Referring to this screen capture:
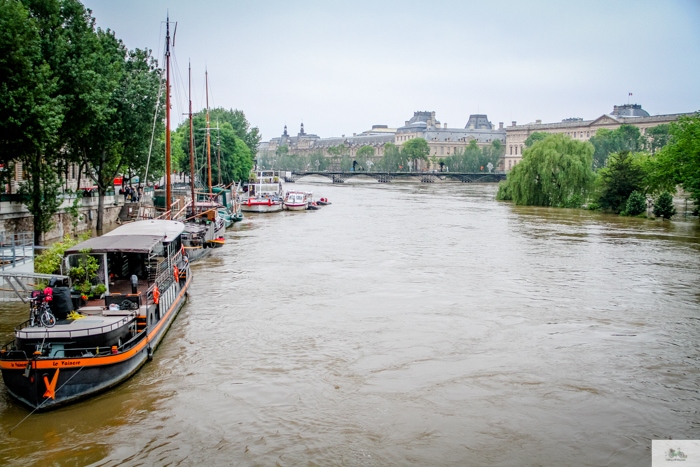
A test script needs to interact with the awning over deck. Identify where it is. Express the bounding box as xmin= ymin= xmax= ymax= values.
xmin=65 ymin=220 xmax=184 ymax=254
